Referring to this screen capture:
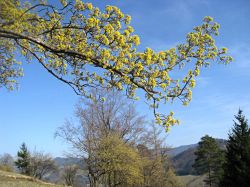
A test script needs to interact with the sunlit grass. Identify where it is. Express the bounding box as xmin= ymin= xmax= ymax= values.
xmin=0 ymin=170 xmax=65 ymax=187
xmin=177 ymin=175 xmax=206 ymax=187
